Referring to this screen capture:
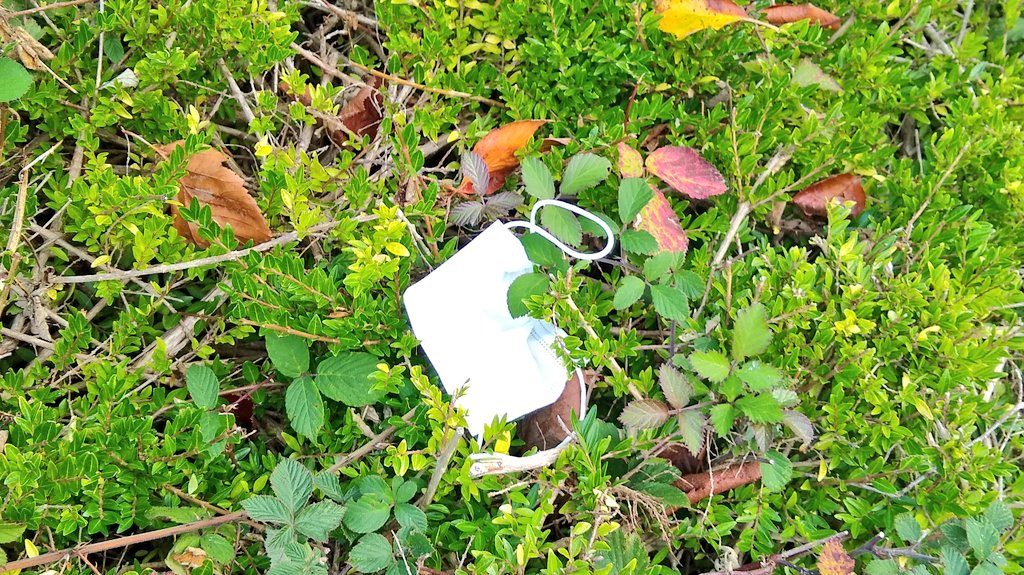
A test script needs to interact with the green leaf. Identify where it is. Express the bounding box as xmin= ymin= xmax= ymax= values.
xmin=689 ymin=350 xmax=730 ymax=382
xmin=294 ymin=501 xmax=346 ymax=542
xmin=0 ymin=59 xmax=32 ymax=102
xmin=521 ymin=232 xmax=565 ymax=269
xmin=864 ymin=559 xmax=898 ymax=575
xmin=201 ymin=533 xmax=235 ymax=564
xmin=314 ymin=472 xmax=346 ymax=502
xmin=266 ymin=334 xmax=310 ymax=378
xmin=355 ymin=475 xmax=391 ymax=498
xmin=265 ymin=526 xmax=297 ymax=564
xmin=271 ymin=458 xmax=314 ymax=514
xmin=316 ymin=352 xmax=383 ymax=407
xmin=0 ymin=522 xmax=26 ymax=544
xmin=540 ymin=204 xmax=583 ymax=247
xmin=782 ymin=409 xmax=815 ymax=445
xmin=677 ymin=410 xmax=705 ymax=456
xmin=241 ymin=495 xmax=292 ymax=524
xmin=620 ymin=229 xmax=659 ymax=255
xmin=349 ymin=533 xmax=393 ymax=573
xmin=735 ymin=361 xmax=783 ymax=391
xmin=618 ymin=178 xmax=653 ymax=224
xmin=643 ymin=252 xmax=676 ymax=282
xmin=394 ymin=503 xmax=428 ymax=531
xmin=736 ymin=393 xmax=783 ymax=423
xmin=942 ymin=522 xmax=970 ymax=552
xmin=650 ymin=283 xmax=689 ymax=323
xmin=618 ymin=400 xmax=670 ymax=429
xmin=344 ymin=495 xmax=392 ymax=534
xmin=521 ymin=157 xmax=555 ymax=200
xmin=267 ymin=560 xmax=306 ymax=575
xmin=895 ymin=513 xmax=922 ymax=542
xmin=966 ymin=517 xmax=999 ymax=560
xmin=613 ymin=276 xmax=646 ymax=310
xmin=942 ymin=547 xmax=970 ymax=575
xmin=984 ymin=501 xmax=1013 ymax=531
xmin=659 ymin=364 xmax=692 ymax=409
xmin=675 ymin=270 xmax=704 ymax=298
xmin=286 ymin=376 xmax=324 ymax=439
xmin=731 ymin=303 xmax=771 ymax=361
xmin=507 ymin=272 xmax=549 ymax=318
xmin=394 ymin=481 xmax=418 ymax=504
xmin=719 ymin=374 xmax=743 ymax=402
xmin=185 ymin=364 xmax=219 ymax=410
xmin=560 ymin=153 xmax=611 ymax=195
xmin=637 ymin=482 xmax=689 ymax=507
xmin=759 ymin=450 xmax=792 ymax=492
